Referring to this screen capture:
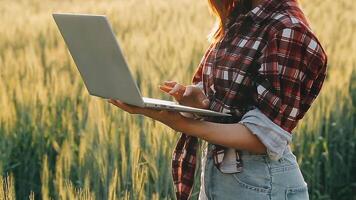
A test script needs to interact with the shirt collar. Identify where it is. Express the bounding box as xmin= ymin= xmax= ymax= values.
xmin=245 ymin=0 xmax=286 ymax=24
xmin=226 ymin=0 xmax=288 ymax=27
xmin=223 ymin=0 xmax=287 ymax=39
